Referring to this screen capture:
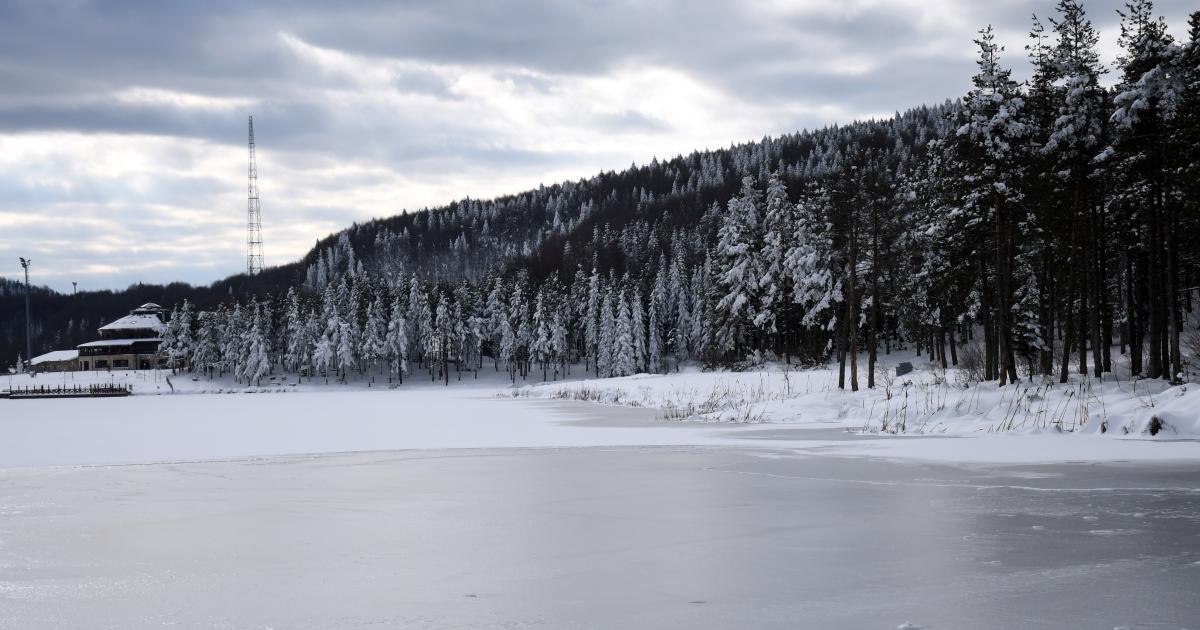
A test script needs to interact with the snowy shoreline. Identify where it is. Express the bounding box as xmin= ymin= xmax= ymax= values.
xmin=2 ymin=365 xmax=1199 ymax=469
